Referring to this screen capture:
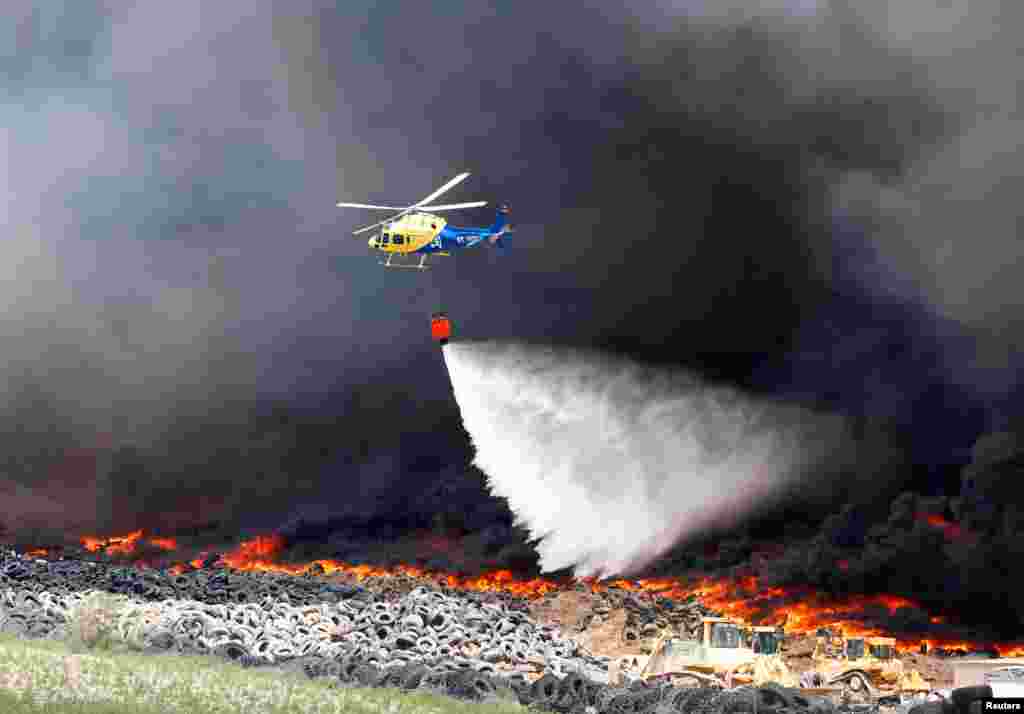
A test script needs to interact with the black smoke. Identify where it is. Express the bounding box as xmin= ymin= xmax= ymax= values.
xmin=3 ymin=1 xmax=1023 ymax=644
